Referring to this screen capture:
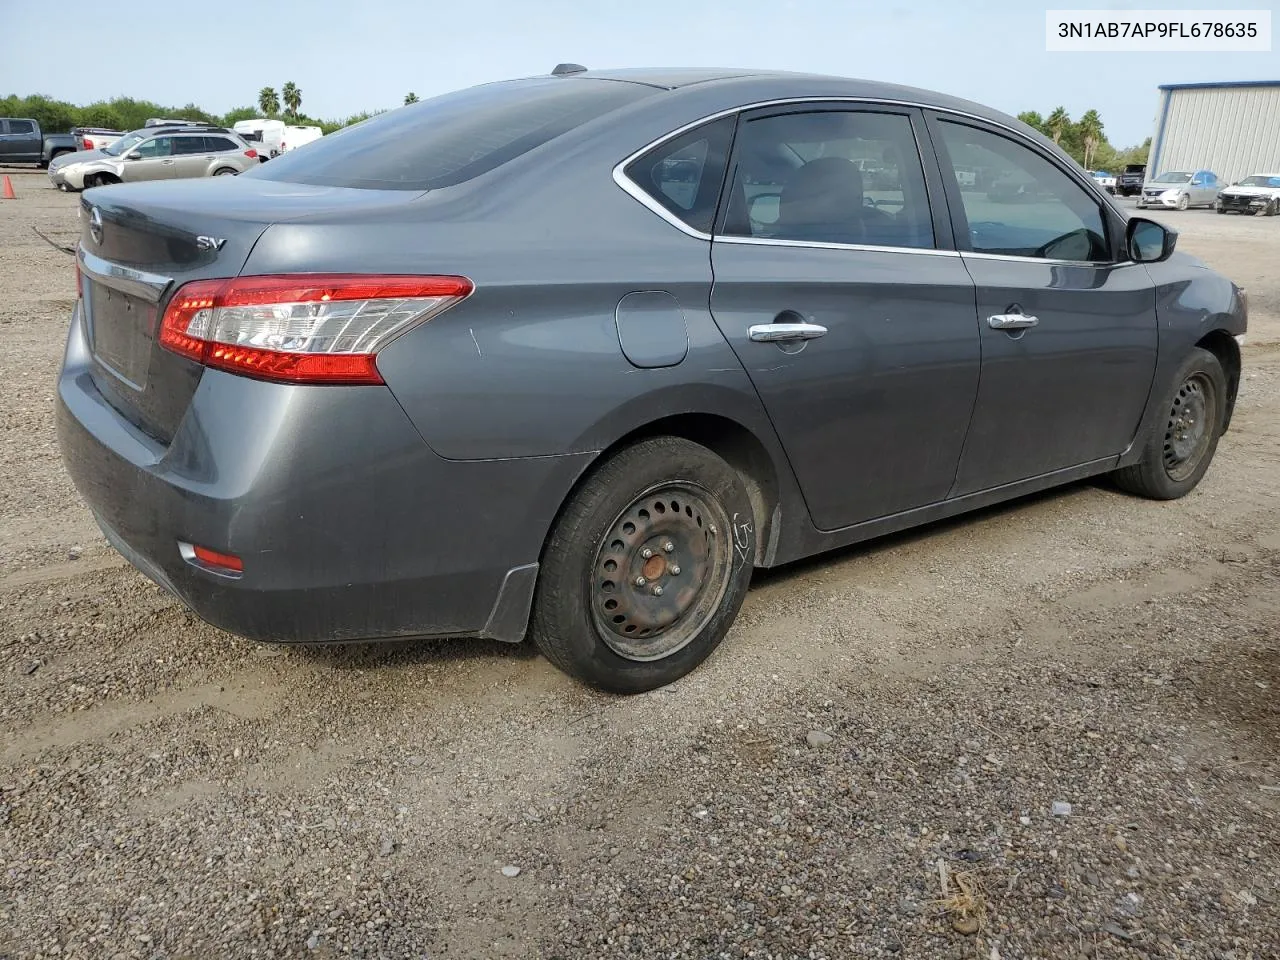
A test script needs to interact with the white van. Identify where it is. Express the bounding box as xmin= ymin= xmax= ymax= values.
xmin=232 ymin=119 xmax=286 ymax=159
xmin=283 ymin=125 xmax=323 ymax=153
